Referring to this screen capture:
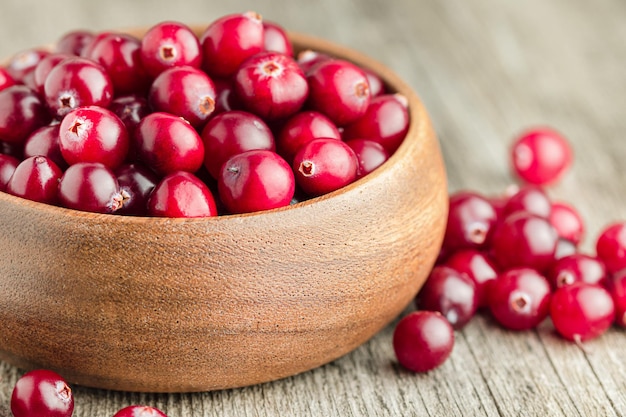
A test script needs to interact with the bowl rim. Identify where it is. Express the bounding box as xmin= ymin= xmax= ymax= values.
xmin=0 ymin=29 xmax=426 ymax=224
